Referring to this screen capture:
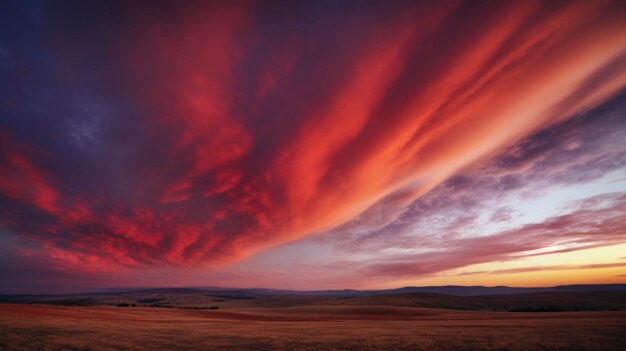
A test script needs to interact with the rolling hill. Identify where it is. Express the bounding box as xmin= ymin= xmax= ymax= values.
xmin=2 ymin=284 xmax=625 ymax=312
